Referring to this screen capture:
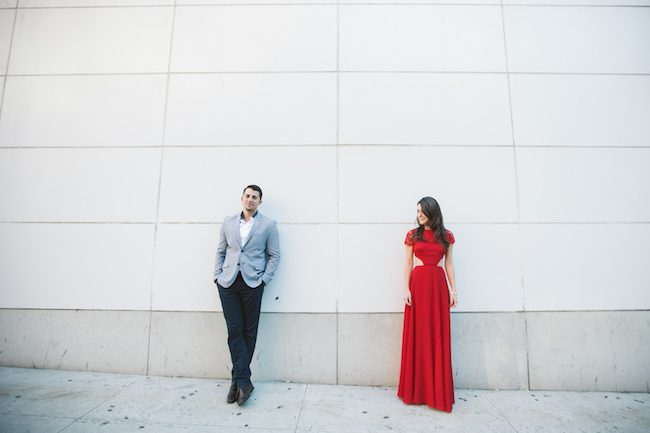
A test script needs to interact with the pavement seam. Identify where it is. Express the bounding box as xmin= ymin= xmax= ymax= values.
xmin=293 ymin=383 xmax=310 ymax=433
xmin=479 ymin=390 xmax=519 ymax=433
xmin=55 ymin=374 xmax=145 ymax=432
